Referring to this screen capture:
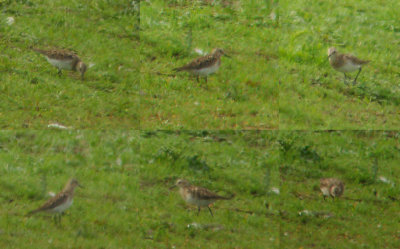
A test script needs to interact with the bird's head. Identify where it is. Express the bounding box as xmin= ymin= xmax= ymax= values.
xmin=212 ymin=48 xmax=230 ymax=58
xmin=67 ymin=178 xmax=83 ymax=190
xmin=175 ymin=179 xmax=190 ymax=188
xmin=328 ymin=47 xmax=337 ymax=58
